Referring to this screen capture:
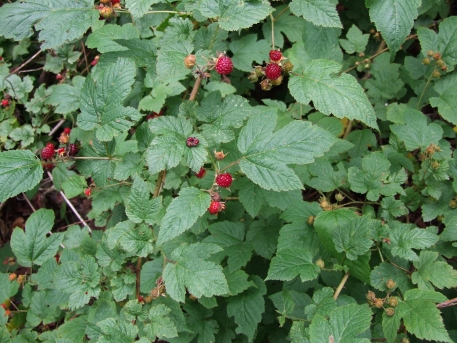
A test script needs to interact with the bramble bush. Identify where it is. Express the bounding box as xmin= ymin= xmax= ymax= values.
xmin=0 ymin=0 xmax=457 ymax=342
